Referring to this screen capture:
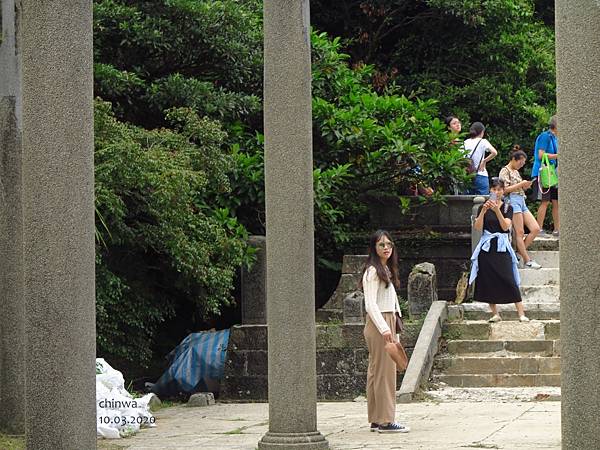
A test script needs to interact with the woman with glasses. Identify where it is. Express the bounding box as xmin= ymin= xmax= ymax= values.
xmin=361 ymin=230 xmax=410 ymax=434
xmin=470 ymin=178 xmax=528 ymax=322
